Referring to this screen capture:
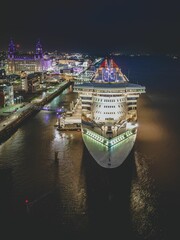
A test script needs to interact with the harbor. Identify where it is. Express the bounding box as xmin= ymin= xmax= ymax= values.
xmin=0 ymin=0 xmax=179 ymax=238
xmin=0 ymin=55 xmax=180 ymax=240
